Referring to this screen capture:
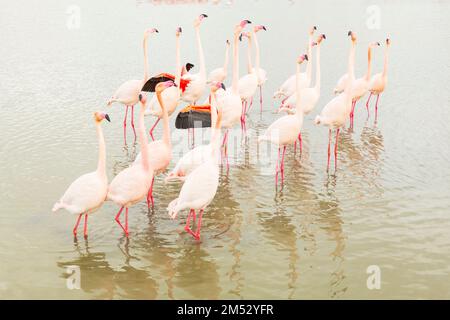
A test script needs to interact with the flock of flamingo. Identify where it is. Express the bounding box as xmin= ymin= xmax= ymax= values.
xmin=52 ymin=14 xmax=391 ymax=241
